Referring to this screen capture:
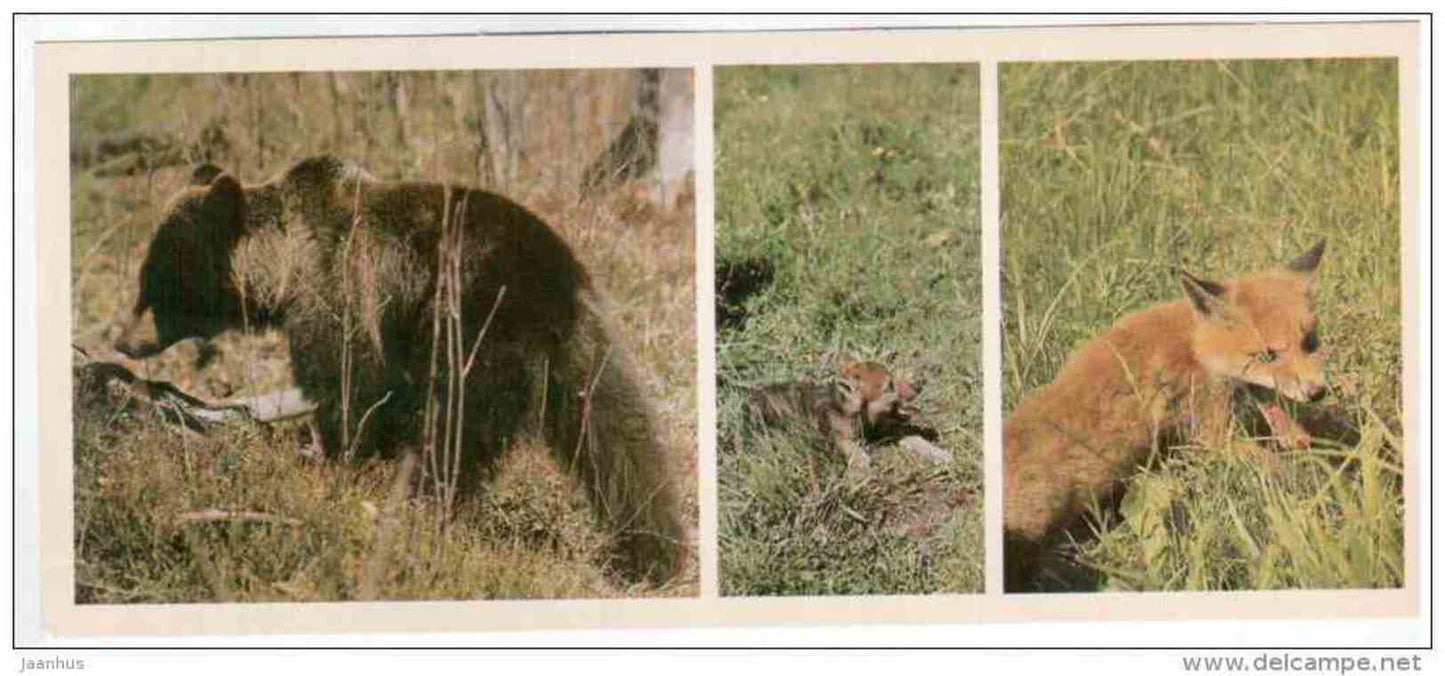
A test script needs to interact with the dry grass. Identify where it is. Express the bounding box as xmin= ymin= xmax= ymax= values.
xmin=71 ymin=70 xmax=697 ymax=602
